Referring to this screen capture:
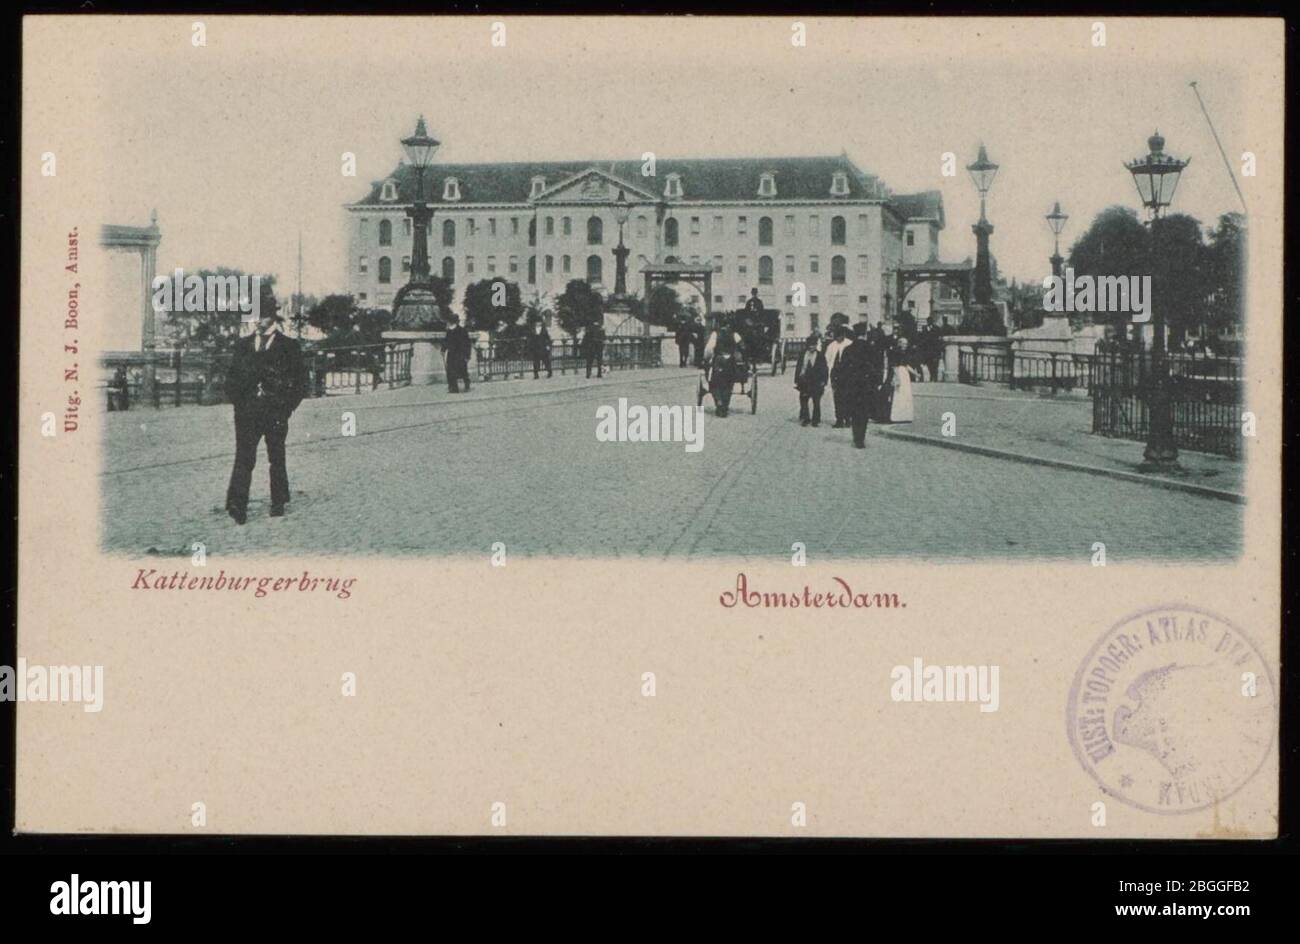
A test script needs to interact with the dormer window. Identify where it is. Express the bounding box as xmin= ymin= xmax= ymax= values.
xmin=664 ymin=173 xmax=683 ymax=199
xmin=830 ymin=171 xmax=849 ymax=196
xmin=380 ymin=180 xmax=398 ymax=201
xmin=530 ymin=176 xmax=546 ymax=199
xmin=758 ymin=172 xmax=777 ymax=197
xmin=443 ymin=177 xmax=461 ymax=201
